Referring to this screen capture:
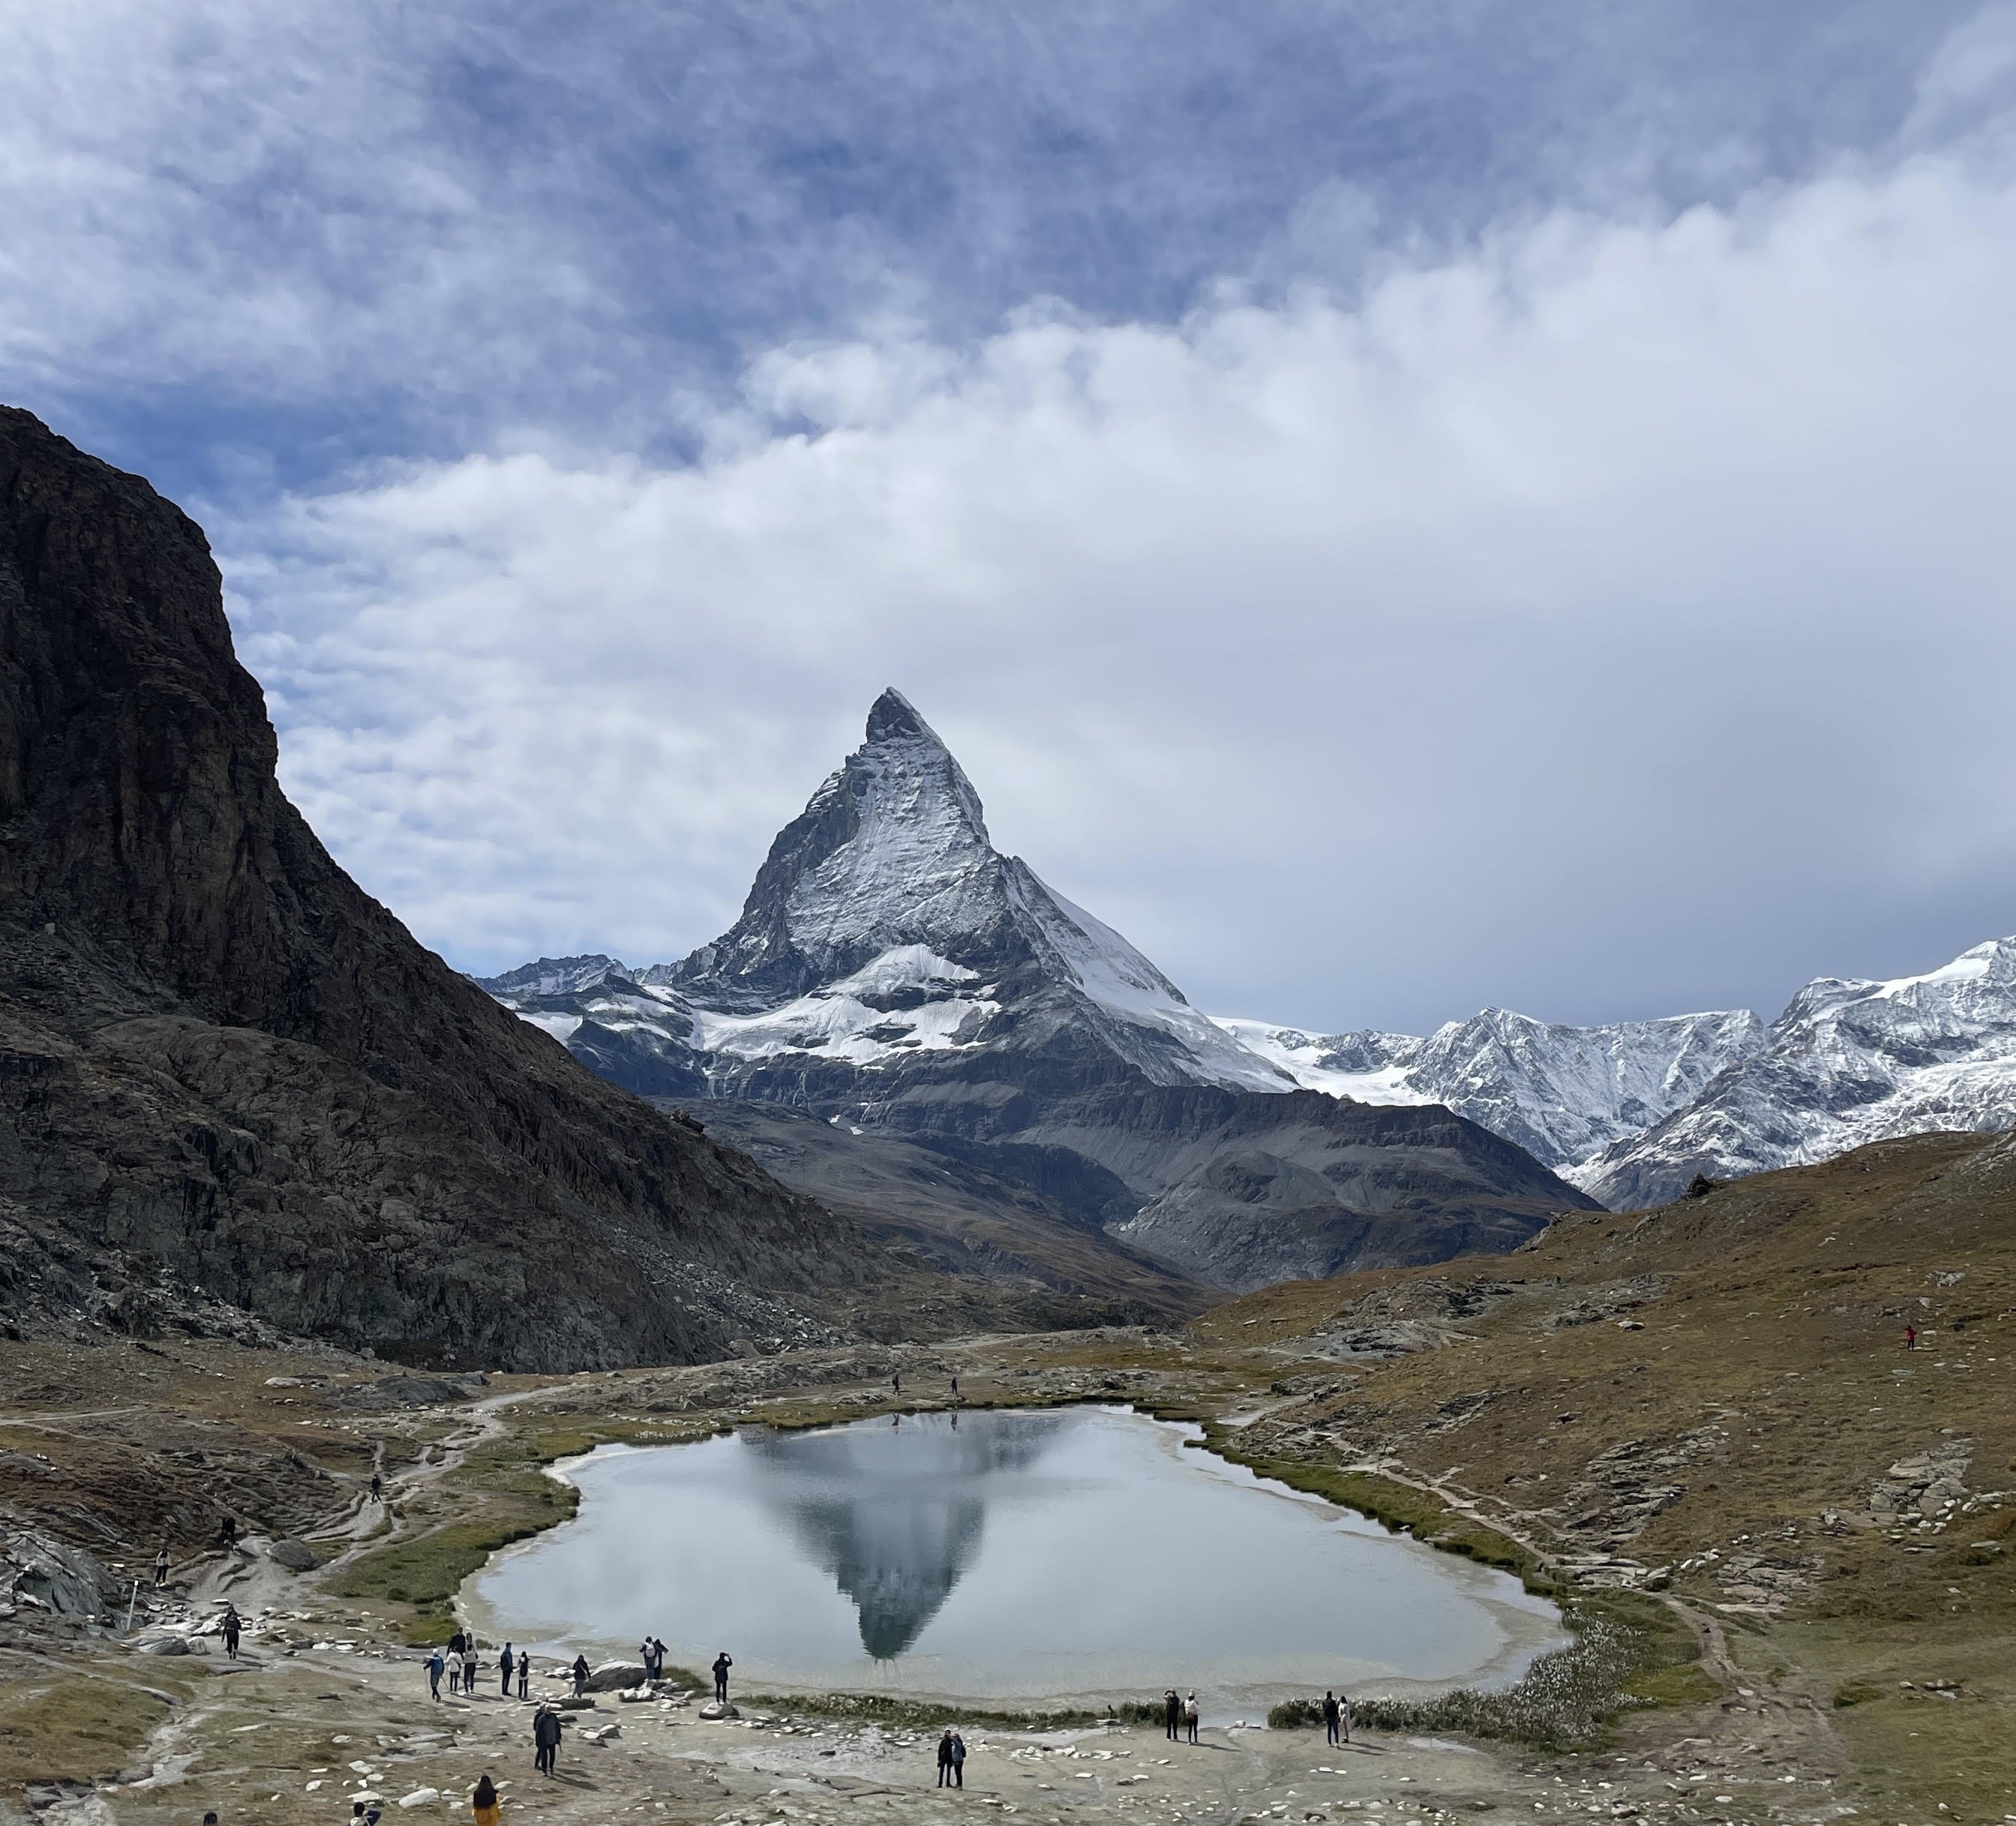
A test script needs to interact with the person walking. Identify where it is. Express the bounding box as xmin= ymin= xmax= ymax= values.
xmin=950 ymin=1730 xmax=967 ymax=1788
xmin=1184 ymin=1692 xmax=1199 ymax=1745
xmin=1905 ymin=1323 xmax=1918 ymax=1350
xmin=427 ymin=1649 xmax=446 ymax=1701
xmin=500 ymin=1644 xmax=514 ymax=1696
xmin=448 ymin=1648 xmax=465 ymax=1696
xmin=639 ymin=1635 xmax=656 ymax=1682
xmin=936 ymin=1730 xmax=955 ymax=1788
xmin=470 ymin=1773 xmax=502 ymax=1826
xmin=370 ymin=1473 xmax=383 ymax=1502
xmin=950 ymin=1374 xmax=960 ymax=1401
xmin=892 ymin=1371 xmax=902 ymax=1398
xmin=153 ymin=1545 xmax=170 ymax=1588
xmin=571 ymin=1653 xmax=590 ymax=1699
xmin=1322 ymin=1690 xmax=1340 ymax=1746
xmin=1162 ymin=1689 xmax=1180 ymax=1740
xmin=517 ymin=1651 xmax=530 ymax=1701
xmin=712 ymin=1650 xmax=733 ymax=1704
xmin=221 ymin=1604 xmax=242 ymax=1659
xmin=466 ymin=1647 xmax=484 ymax=1694
xmin=532 ymin=1704 xmax=562 ymax=1776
